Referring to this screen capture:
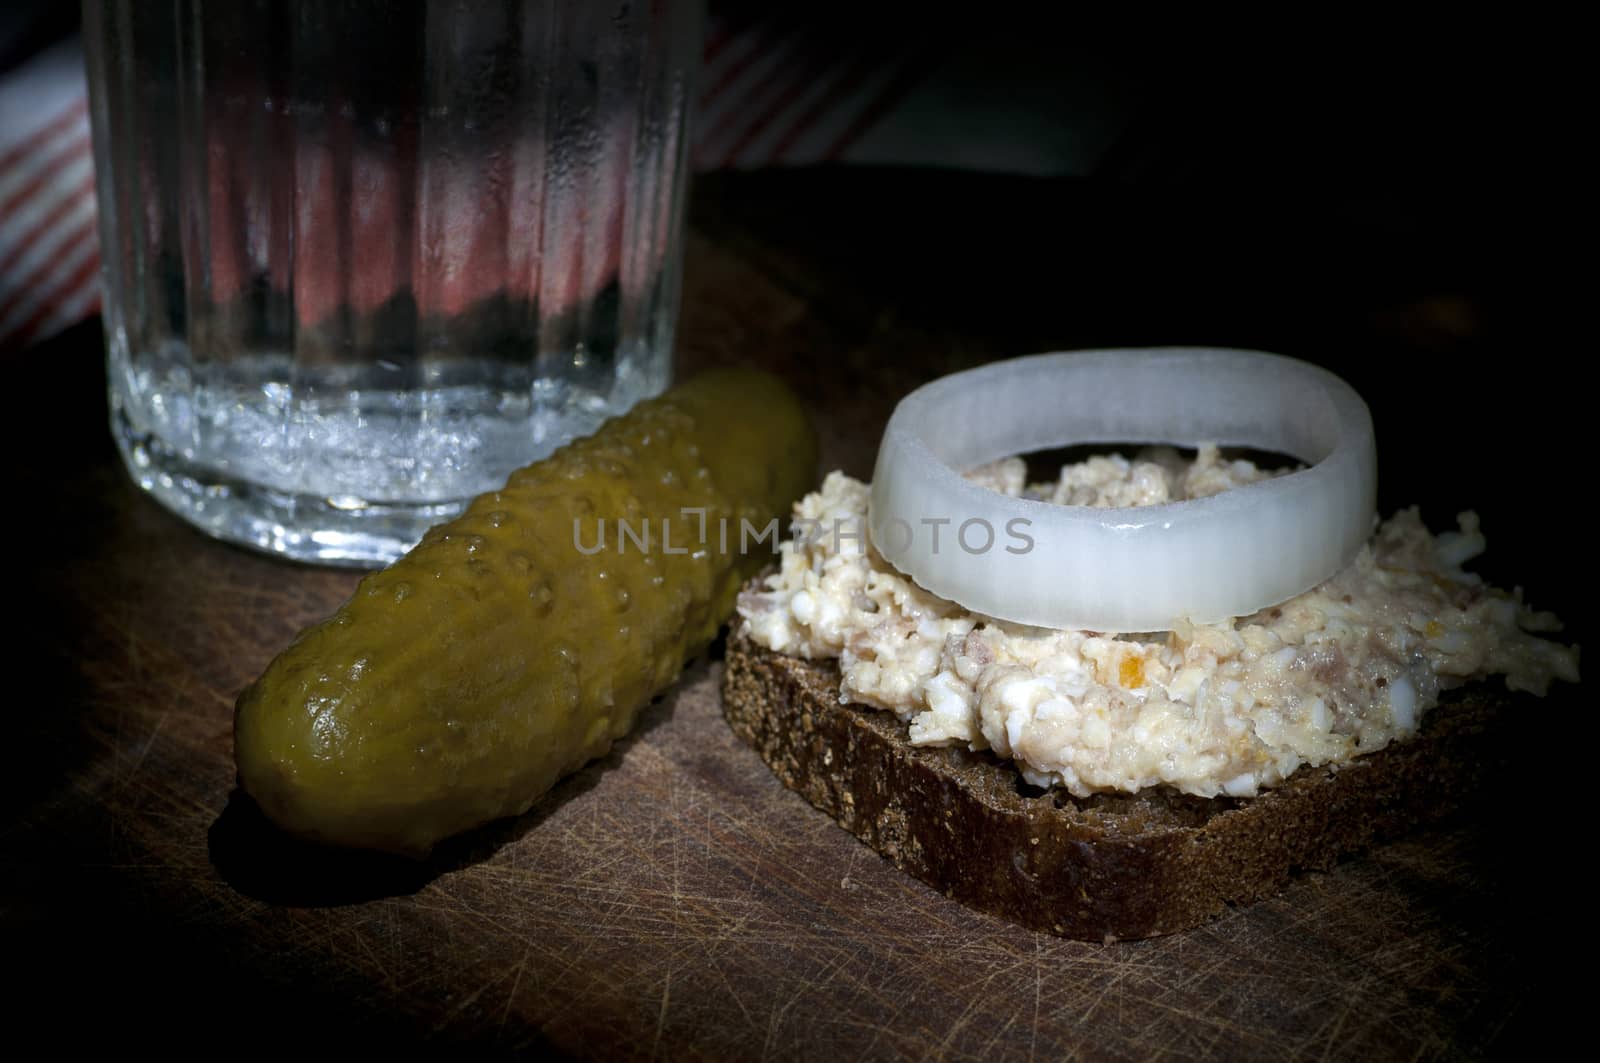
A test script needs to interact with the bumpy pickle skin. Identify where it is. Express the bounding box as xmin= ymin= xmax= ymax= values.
xmin=234 ymin=368 xmax=817 ymax=855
